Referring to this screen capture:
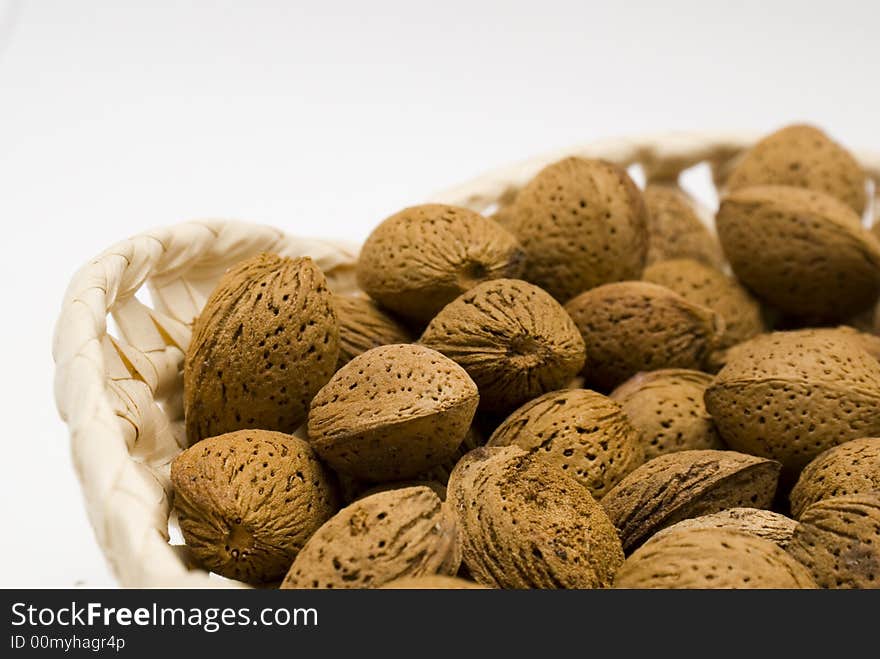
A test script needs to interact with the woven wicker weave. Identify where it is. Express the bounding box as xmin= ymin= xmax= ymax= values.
xmin=52 ymin=132 xmax=880 ymax=587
